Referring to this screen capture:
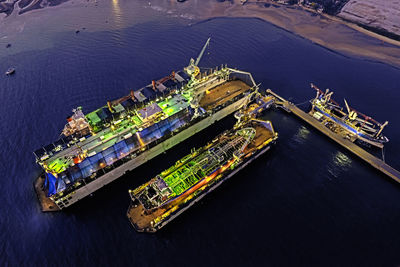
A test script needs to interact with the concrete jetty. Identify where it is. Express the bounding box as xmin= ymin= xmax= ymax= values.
xmin=266 ymin=89 xmax=400 ymax=184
